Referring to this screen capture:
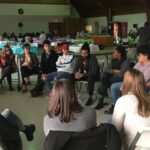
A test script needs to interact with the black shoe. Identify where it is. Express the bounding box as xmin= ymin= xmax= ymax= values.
xmin=9 ymin=85 xmax=14 ymax=91
xmin=24 ymin=124 xmax=36 ymax=141
xmin=104 ymin=105 xmax=114 ymax=114
xmin=95 ymin=97 xmax=104 ymax=109
xmin=31 ymin=91 xmax=42 ymax=97
xmin=0 ymin=79 xmax=2 ymax=84
xmin=85 ymin=97 xmax=94 ymax=106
